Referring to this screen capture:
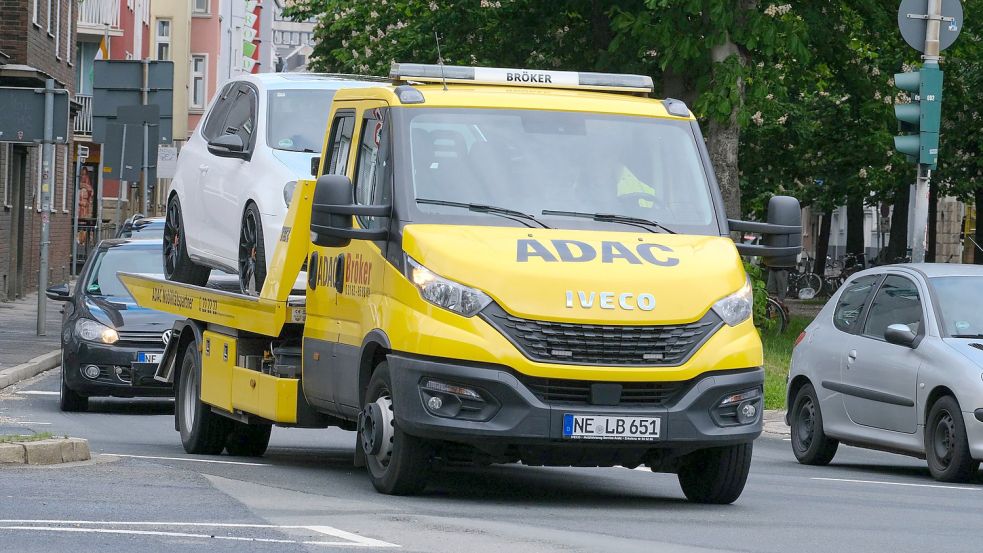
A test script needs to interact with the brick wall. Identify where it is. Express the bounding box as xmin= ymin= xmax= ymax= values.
xmin=0 ymin=0 xmax=77 ymax=301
